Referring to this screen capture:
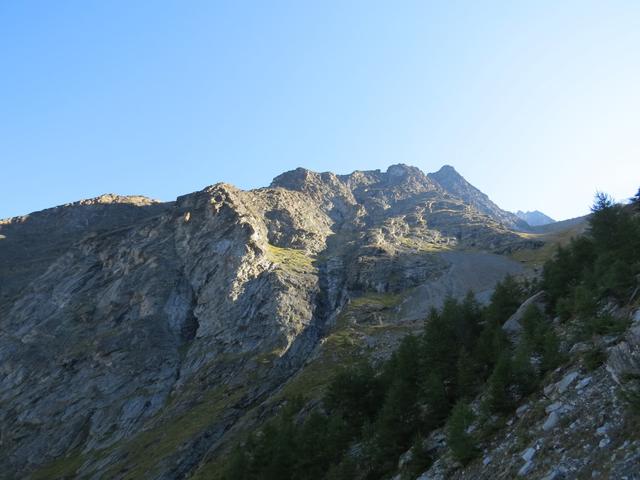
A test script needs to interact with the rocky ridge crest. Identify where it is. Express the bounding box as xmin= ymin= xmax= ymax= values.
xmin=1 ymin=164 xmax=541 ymax=479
